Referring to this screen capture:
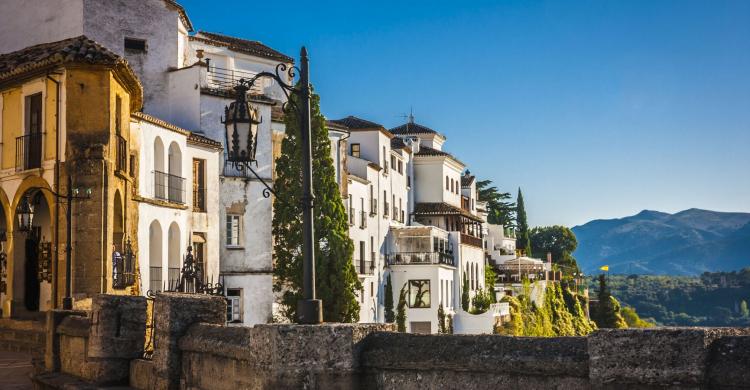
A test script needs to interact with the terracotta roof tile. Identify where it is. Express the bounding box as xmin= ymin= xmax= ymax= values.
xmin=329 ymin=115 xmax=383 ymax=129
xmin=187 ymin=132 xmax=223 ymax=149
xmin=192 ymin=31 xmax=292 ymax=63
xmin=390 ymin=122 xmax=439 ymax=135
